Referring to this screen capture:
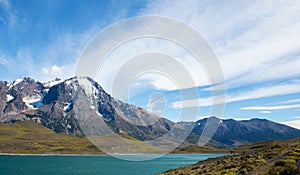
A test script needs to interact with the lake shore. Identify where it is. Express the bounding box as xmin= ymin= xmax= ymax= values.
xmin=0 ymin=151 xmax=229 ymax=156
